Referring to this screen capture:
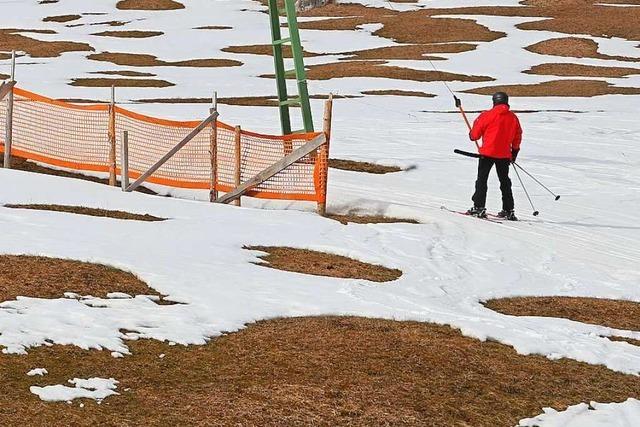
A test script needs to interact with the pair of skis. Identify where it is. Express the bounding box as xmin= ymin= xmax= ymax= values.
xmin=440 ymin=206 xmax=509 ymax=224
